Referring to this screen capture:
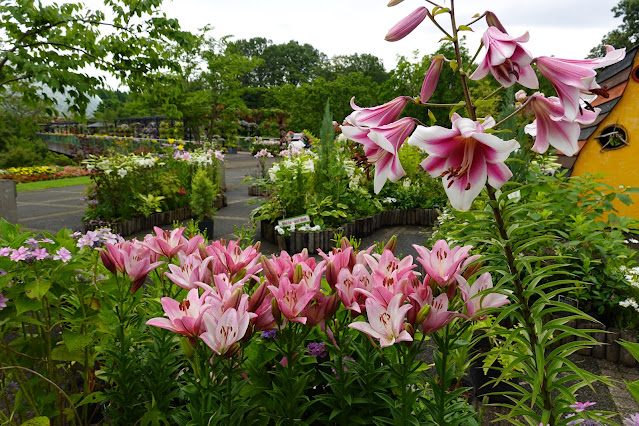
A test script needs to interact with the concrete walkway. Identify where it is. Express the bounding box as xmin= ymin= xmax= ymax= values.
xmin=15 ymin=152 xmax=432 ymax=257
